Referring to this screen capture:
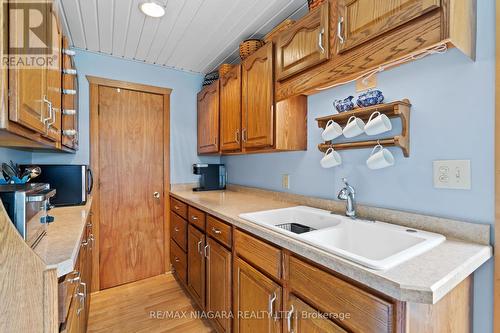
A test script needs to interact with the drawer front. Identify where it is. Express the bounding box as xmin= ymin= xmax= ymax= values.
xmin=234 ymin=229 xmax=281 ymax=279
xmin=170 ymin=240 xmax=187 ymax=284
xmin=58 ymin=270 xmax=80 ymax=323
xmin=289 ymin=256 xmax=396 ymax=333
xmin=170 ymin=212 xmax=187 ymax=251
xmin=207 ymin=215 xmax=232 ymax=248
xmin=171 ymin=197 xmax=188 ymax=219
xmin=188 ymin=206 xmax=206 ymax=231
